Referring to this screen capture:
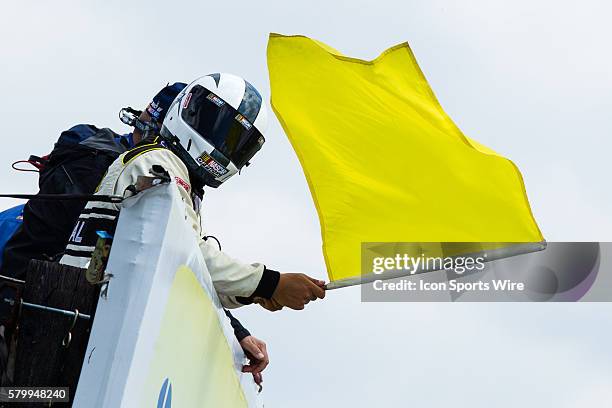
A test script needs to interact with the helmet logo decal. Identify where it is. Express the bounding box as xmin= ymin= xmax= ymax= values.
xmin=235 ymin=113 xmax=253 ymax=130
xmin=206 ymin=92 xmax=225 ymax=107
xmin=196 ymin=151 xmax=229 ymax=178
xmin=182 ymin=92 xmax=192 ymax=109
